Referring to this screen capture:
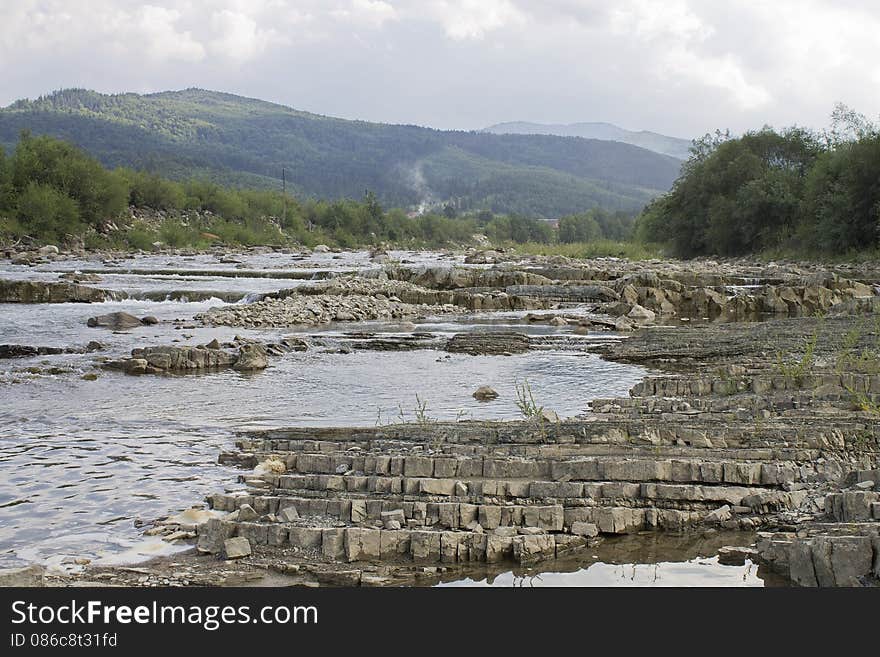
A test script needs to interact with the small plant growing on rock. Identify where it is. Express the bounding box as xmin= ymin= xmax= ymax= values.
xmin=845 ymin=385 xmax=880 ymax=416
xmin=375 ymin=405 xmax=384 ymax=427
xmin=776 ymin=321 xmax=821 ymax=387
xmin=715 ymin=368 xmax=739 ymax=396
xmin=835 ymin=318 xmax=880 ymax=375
xmin=515 ymin=378 xmax=543 ymax=419
xmin=396 ymin=395 xmax=436 ymax=427
xmin=515 ymin=378 xmax=549 ymax=439
xmin=413 ymin=394 xmax=432 ymax=427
